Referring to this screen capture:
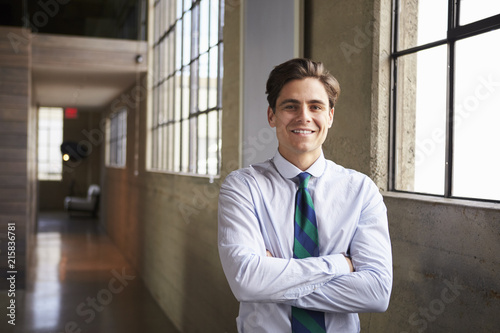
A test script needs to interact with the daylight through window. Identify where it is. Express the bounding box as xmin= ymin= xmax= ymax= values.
xmin=38 ymin=107 xmax=63 ymax=181
xmin=106 ymin=108 xmax=128 ymax=168
xmin=390 ymin=0 xmax=500 ymax=202
xmin=149 ymin=0 xmax=224 ymax=176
